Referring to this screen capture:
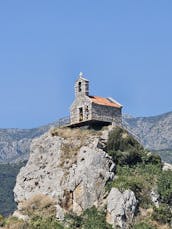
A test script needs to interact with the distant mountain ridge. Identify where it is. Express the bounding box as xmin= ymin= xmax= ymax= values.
xmin=124 ymin=111 xmax=172 ymax=150
xmin=0 ymin=111 xmax=171 ymax=163
xmin=0 ymin=126 xmax=52 ymax=163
